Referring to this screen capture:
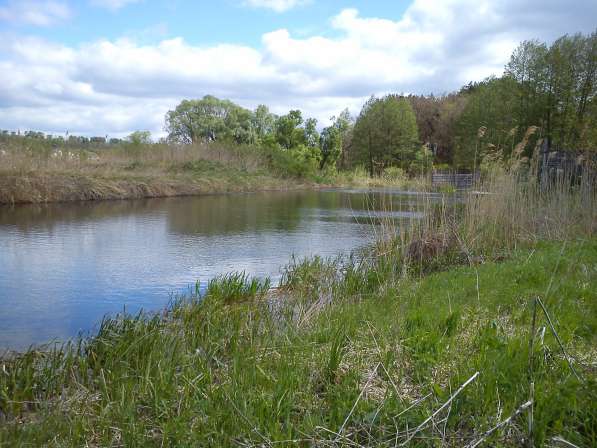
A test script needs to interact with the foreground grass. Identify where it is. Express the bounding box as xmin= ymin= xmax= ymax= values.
xmin=1 ymin=239 xmax=595 ymax=446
